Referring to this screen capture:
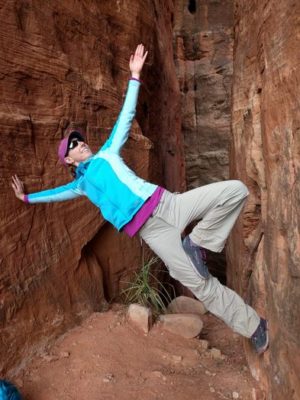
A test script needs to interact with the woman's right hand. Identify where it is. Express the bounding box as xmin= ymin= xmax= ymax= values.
xmin=11 ymin=175 xmax=26 ymax=201
xmin=129 ymin=44 xmax=148 ymax=80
